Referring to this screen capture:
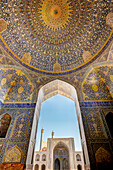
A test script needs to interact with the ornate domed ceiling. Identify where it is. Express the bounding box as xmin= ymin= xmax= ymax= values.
xmin=0 ymin=0 xmax=113 ymax=75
